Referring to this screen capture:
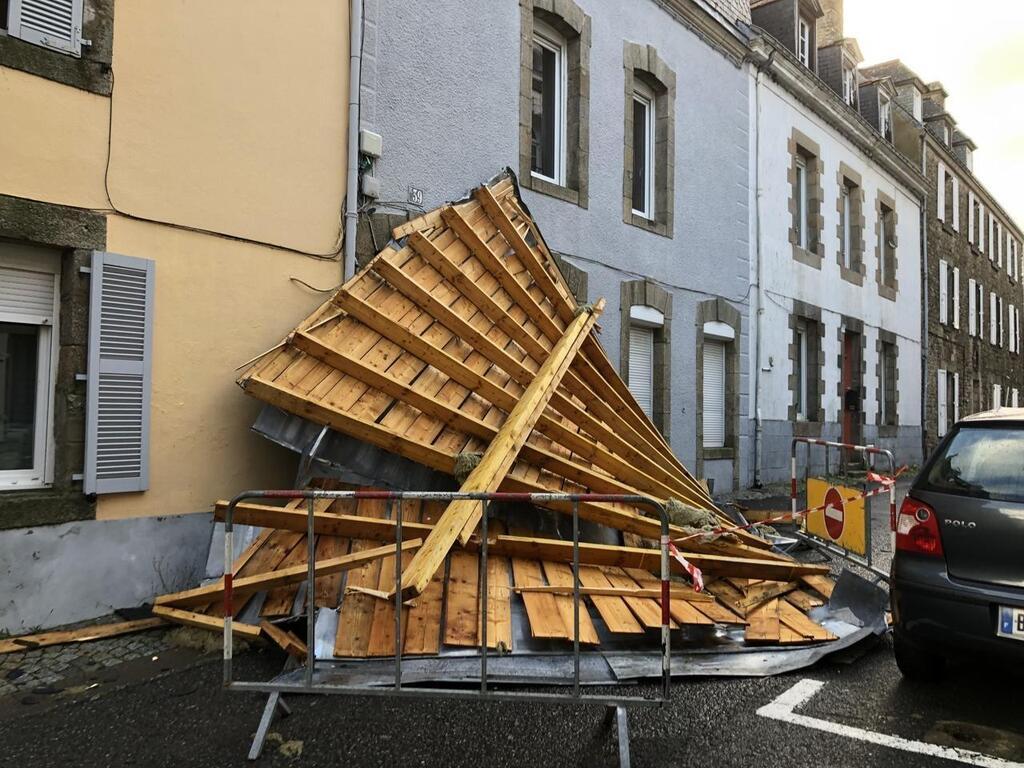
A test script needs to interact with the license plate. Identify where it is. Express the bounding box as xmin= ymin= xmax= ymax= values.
xmin=997 ymin=606 xmax=1024 ymax=641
